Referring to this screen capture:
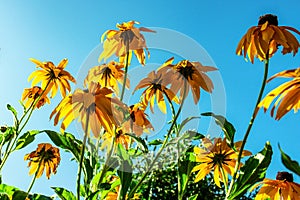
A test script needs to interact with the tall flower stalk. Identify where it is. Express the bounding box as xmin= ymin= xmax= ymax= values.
xmin=227 ymin=57 xmax=269 ymax=197
xmin=226 ymin=14 xmax=300 ymax=198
